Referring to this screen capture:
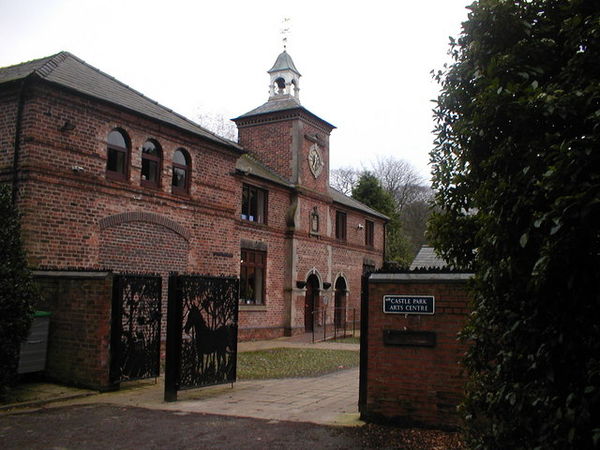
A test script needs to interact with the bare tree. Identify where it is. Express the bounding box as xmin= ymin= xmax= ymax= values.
xmin=195 ymin=111 xmax=238 ymax=142
xmin=398 ymin=186 xmax=434 ymax=255
xmin=329 ymin=166 xmax=360 ymax=195
xmin=370 ymin=156 xmax=425 ymax=212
